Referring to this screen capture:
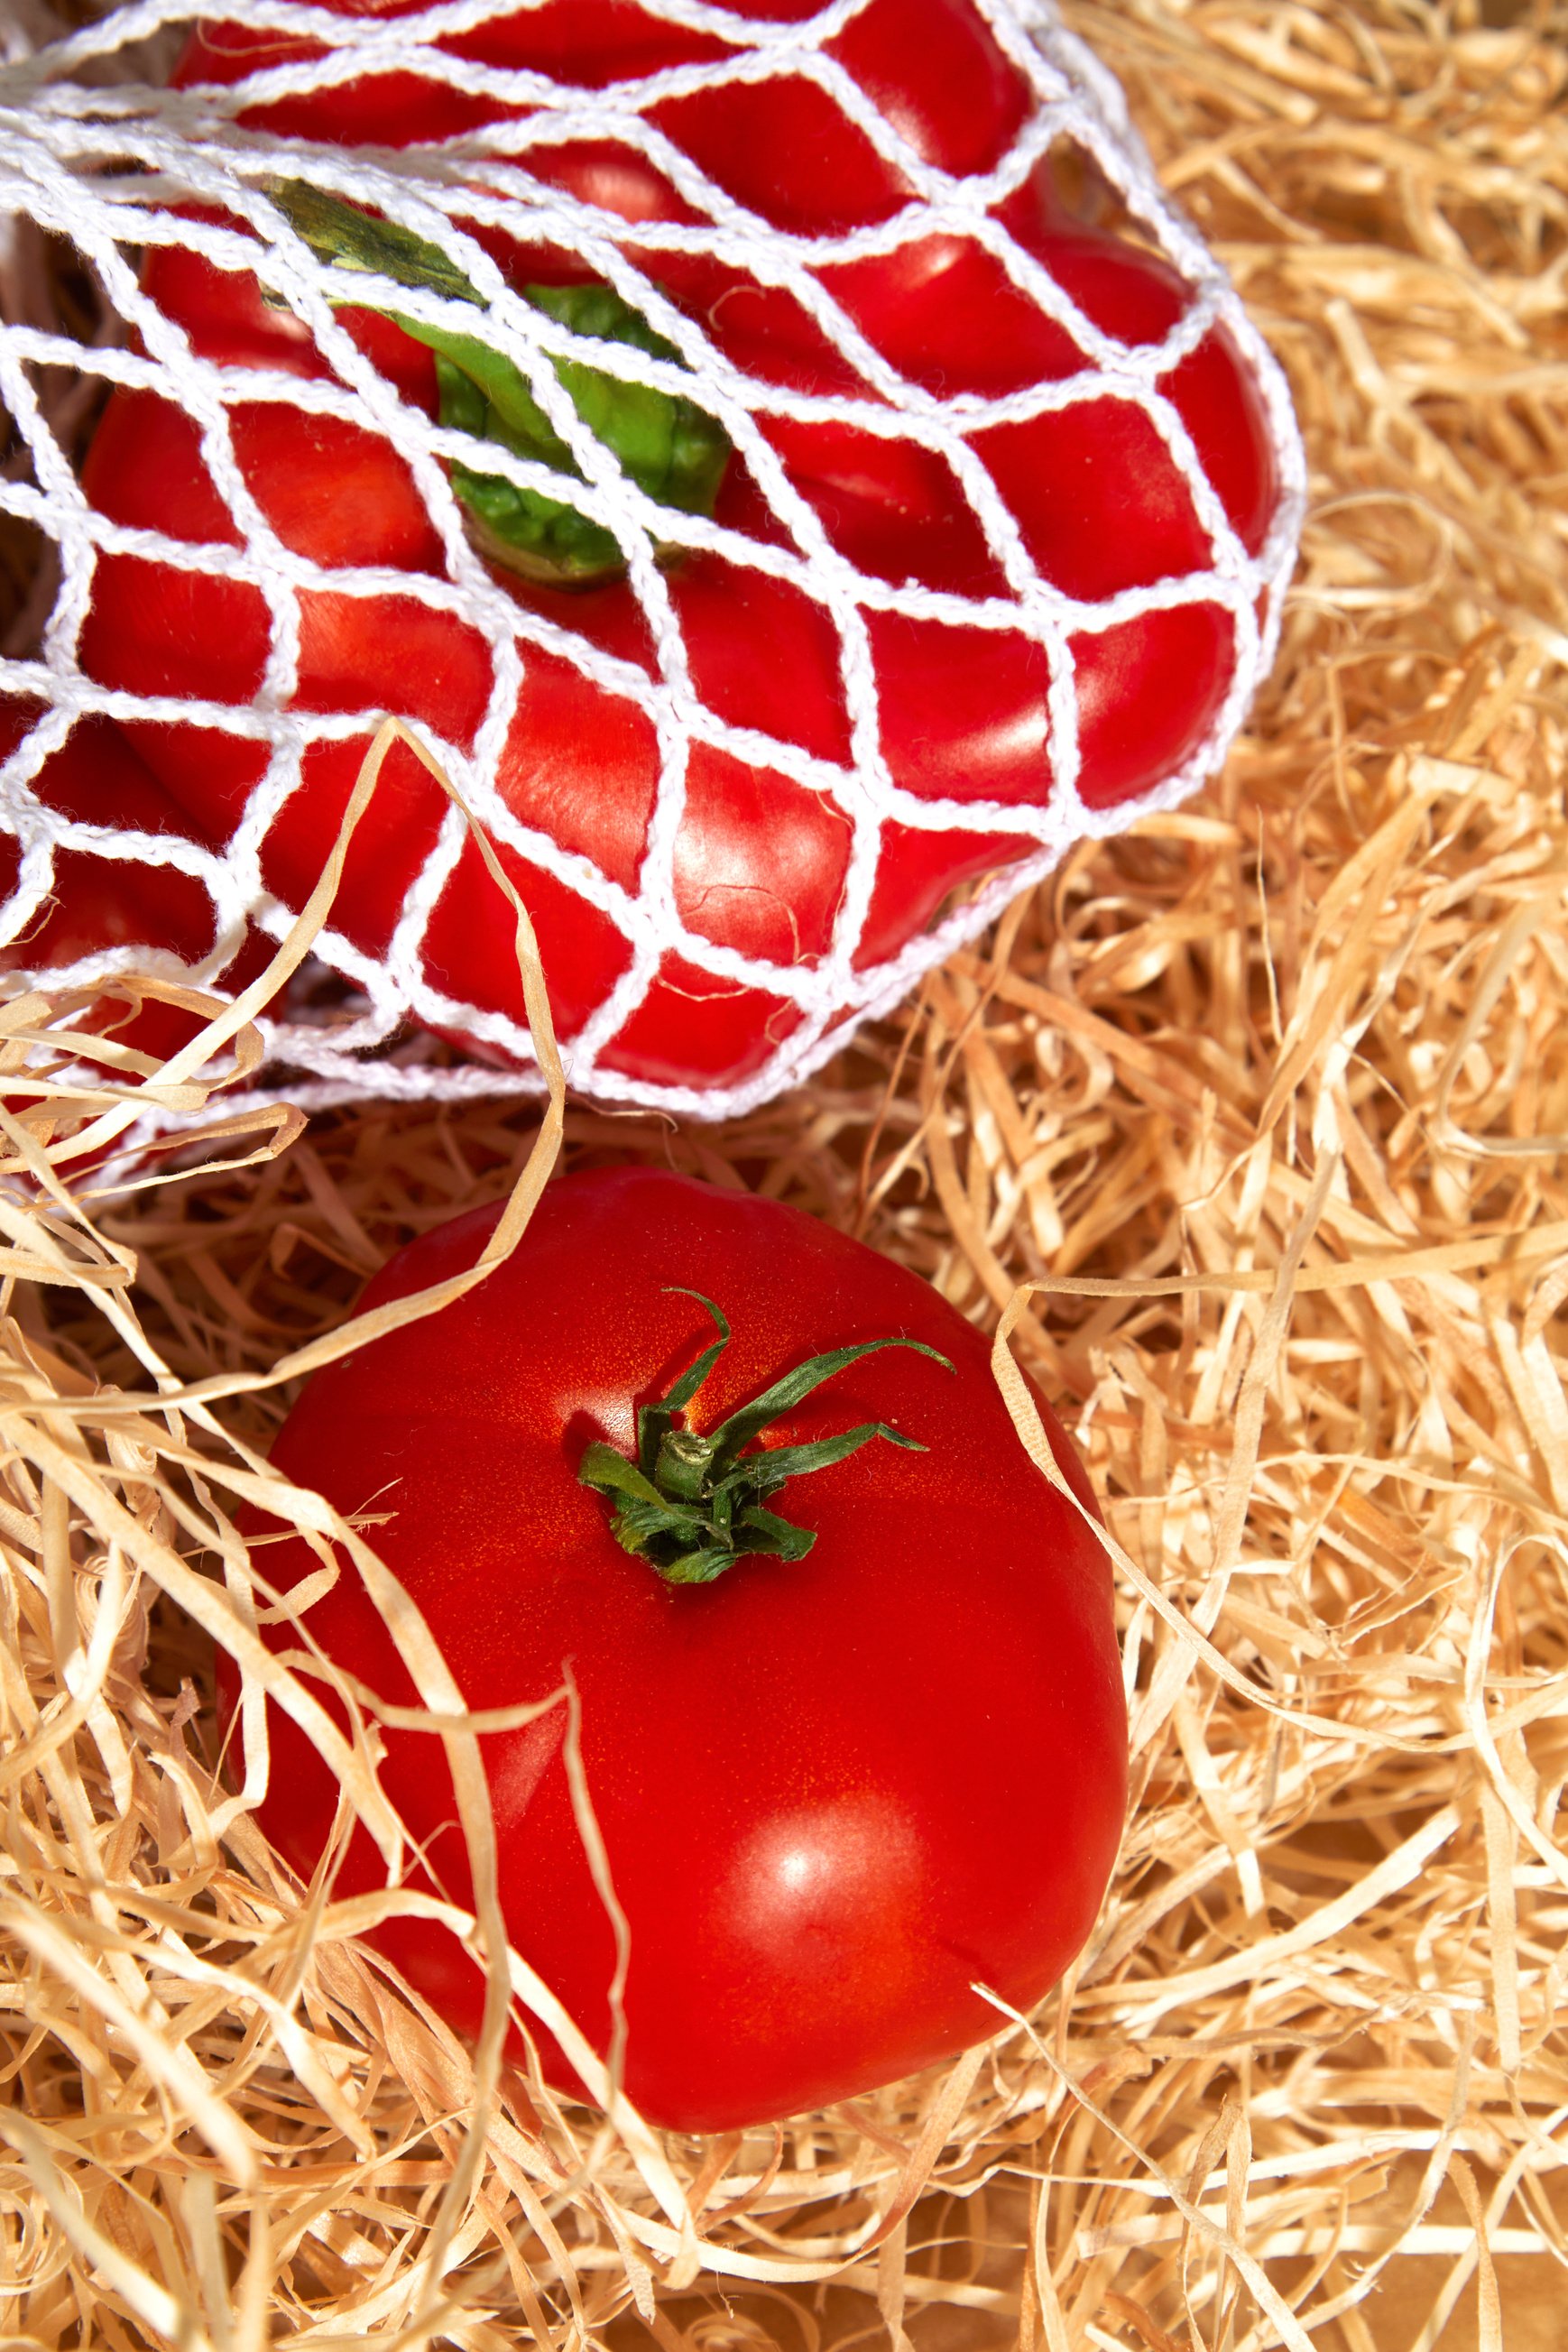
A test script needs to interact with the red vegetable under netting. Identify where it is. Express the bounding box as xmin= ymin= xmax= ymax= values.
xmin=0 ymin=0 xmax=1303 ymax=1119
